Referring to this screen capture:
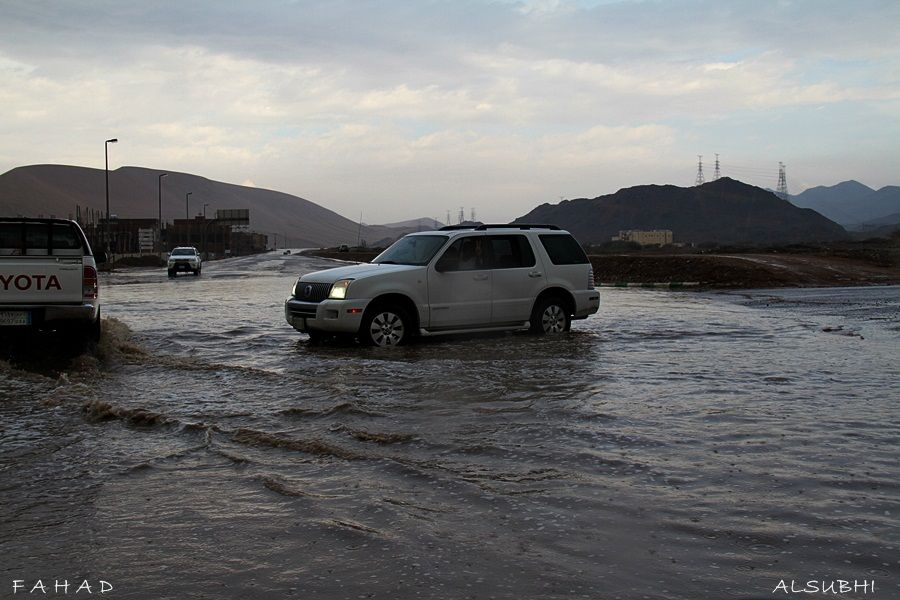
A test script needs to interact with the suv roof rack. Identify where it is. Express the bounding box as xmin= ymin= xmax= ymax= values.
xmin=438 ymin=223 xmax=561 ymax=231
